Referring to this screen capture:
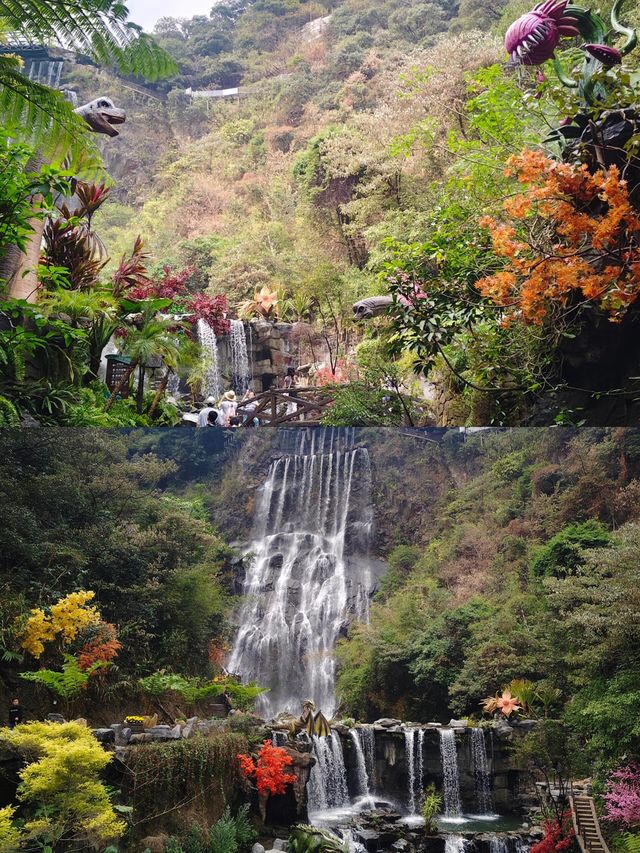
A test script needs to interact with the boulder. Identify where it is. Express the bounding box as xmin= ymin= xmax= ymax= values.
xmin=374 ymin=718 xmax=402 ymax=728
xmin=448 ymin=719 xmax=469 ymax=728
xmin=129 ymin=732 xmax=153 ymax=744
xmin=114 ymin=726 xmax=131 ymax=747
xmin=46 ymin=713 xmax=65 ymax=723
xmin=251 ymin=845 xmax=266 ymax=853
xmin=148 ymin=725 xmax=173 ymax=739
xmin=273 ymin=841 xmax=287 ymax=851
xmin=93 ymin=728 xmax=115 ymax=744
